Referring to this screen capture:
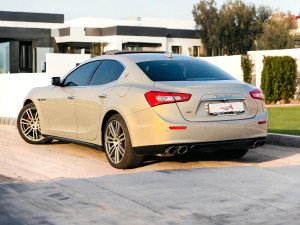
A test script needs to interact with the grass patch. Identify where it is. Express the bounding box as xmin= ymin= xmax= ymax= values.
xmin=267 ymin=106 xmax=300 ymax=136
